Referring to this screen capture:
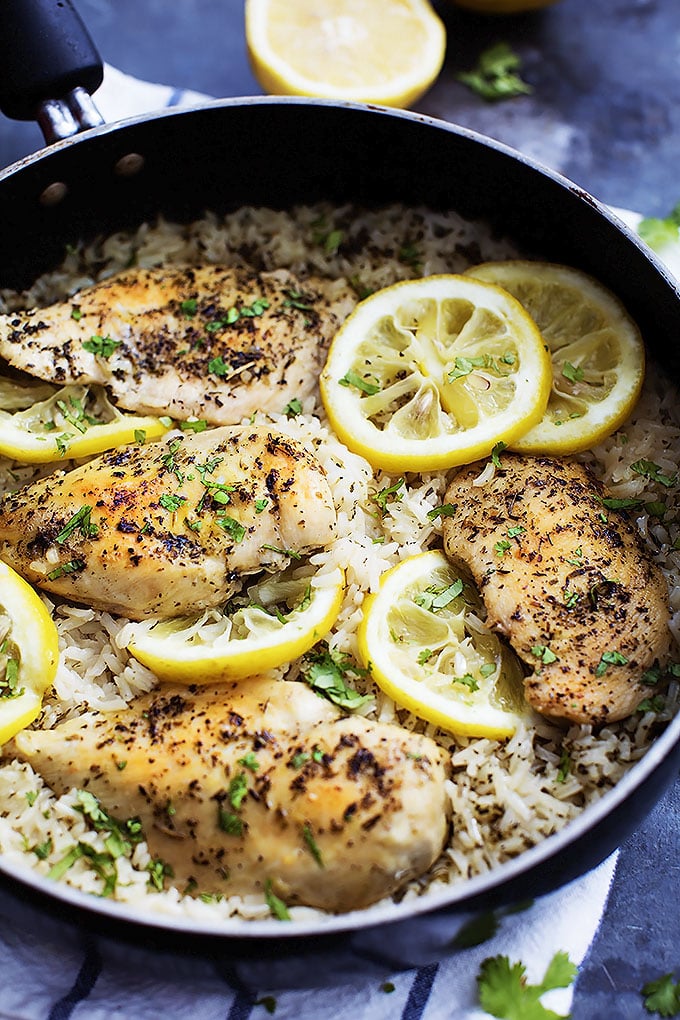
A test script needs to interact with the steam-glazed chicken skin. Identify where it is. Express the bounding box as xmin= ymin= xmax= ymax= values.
xmin=0 ymin=426 xmax=336 ymax=619
xmin=0 ymin=265 xmax=355 ymax=423
xmin=442 ymin=455 xmax=671 ymax=725
xmin=11 ymin=678 xmax=450 ymax=912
